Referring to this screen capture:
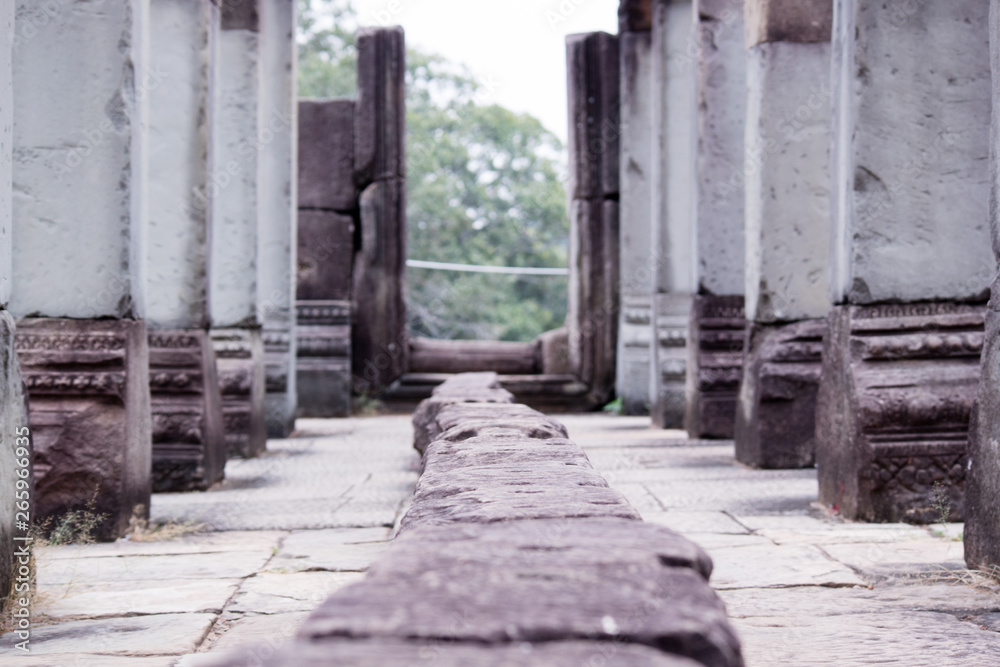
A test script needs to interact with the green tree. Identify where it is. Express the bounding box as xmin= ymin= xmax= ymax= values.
xmin=298 ymin=0 xmax=569 ymax=341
